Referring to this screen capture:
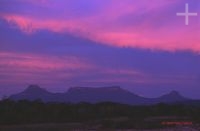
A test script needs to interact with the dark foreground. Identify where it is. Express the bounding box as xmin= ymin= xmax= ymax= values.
xmin=0 ymin=124 xmax=199 ymax=131
xmin=0 ymin=100 xmax=200 ymax=130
